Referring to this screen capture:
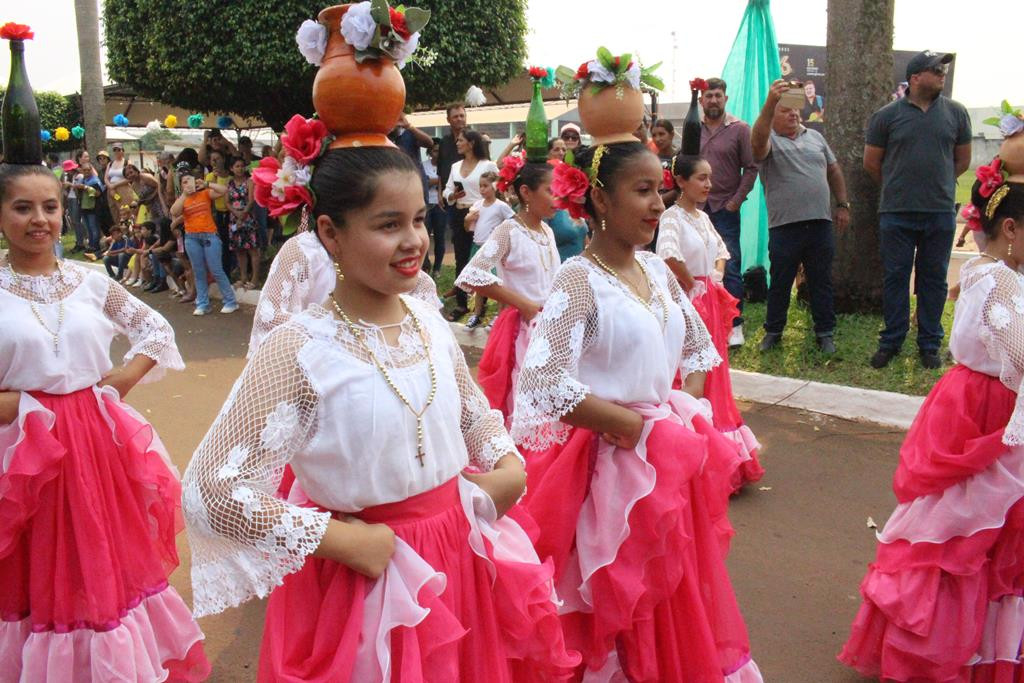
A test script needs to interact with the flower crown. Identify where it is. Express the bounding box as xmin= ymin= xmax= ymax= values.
xmin=554 ymin=47 xmax=664 ymax=100
xmin=962 ymin=157 xmax=1012 ymax=232
xmin=295 ymin=0 xmax=430 ymax=69
xmin=252 ymin=115 xmax=332 ymax=228
xmin=550 ymin=145 xmax=614 ymax=220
